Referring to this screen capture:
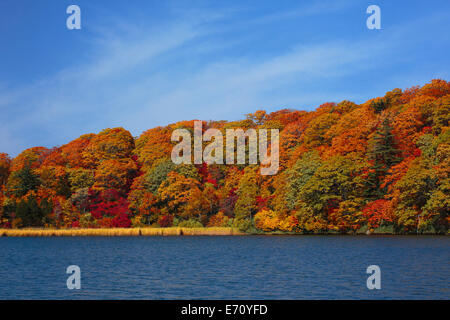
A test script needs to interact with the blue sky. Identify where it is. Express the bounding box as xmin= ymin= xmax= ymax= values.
xmin=0 ymin=0 xmax=449 ymax=156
